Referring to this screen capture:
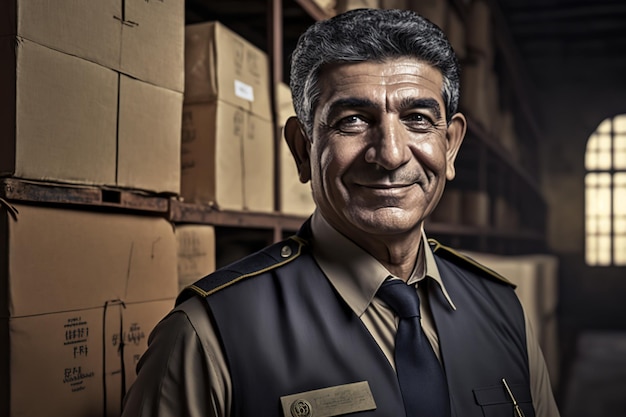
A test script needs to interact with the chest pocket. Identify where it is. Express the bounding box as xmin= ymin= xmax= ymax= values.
xmin=473 ymin=383 xmax=535 ymax=417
